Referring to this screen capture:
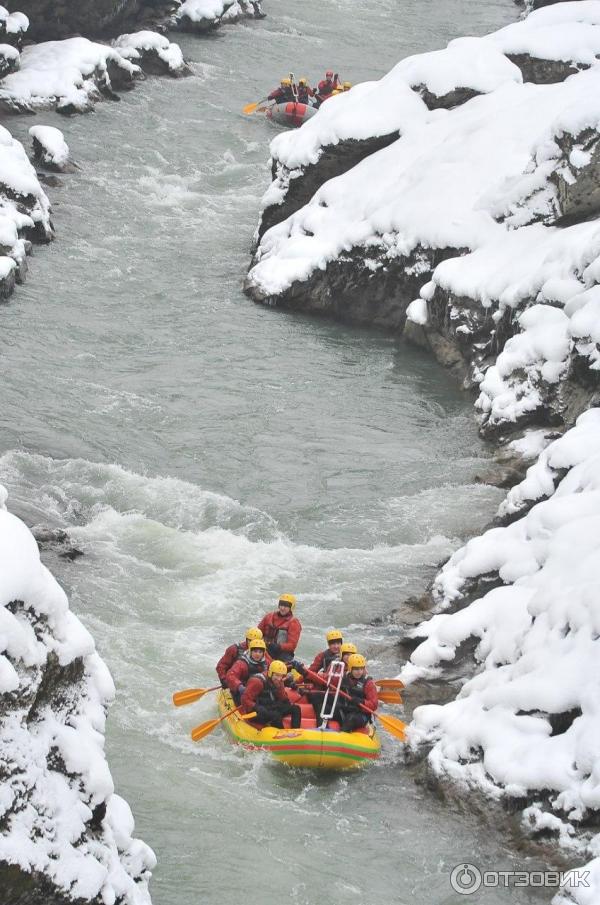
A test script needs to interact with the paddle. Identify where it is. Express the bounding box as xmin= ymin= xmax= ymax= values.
xmin=243 ymin=97 xmax=268 ymax=115
xmin=304 ymin=668 xmax=407 ymax=741
xmin=191 ymin=709 xmax=257 ymax=742
xmin=375 ymin=679 xmax=404 ymax=690
xmin=377 ymin=691 xmax=403 ymax=705
xmin=172 ymin=686 xmax=221 ymax=707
